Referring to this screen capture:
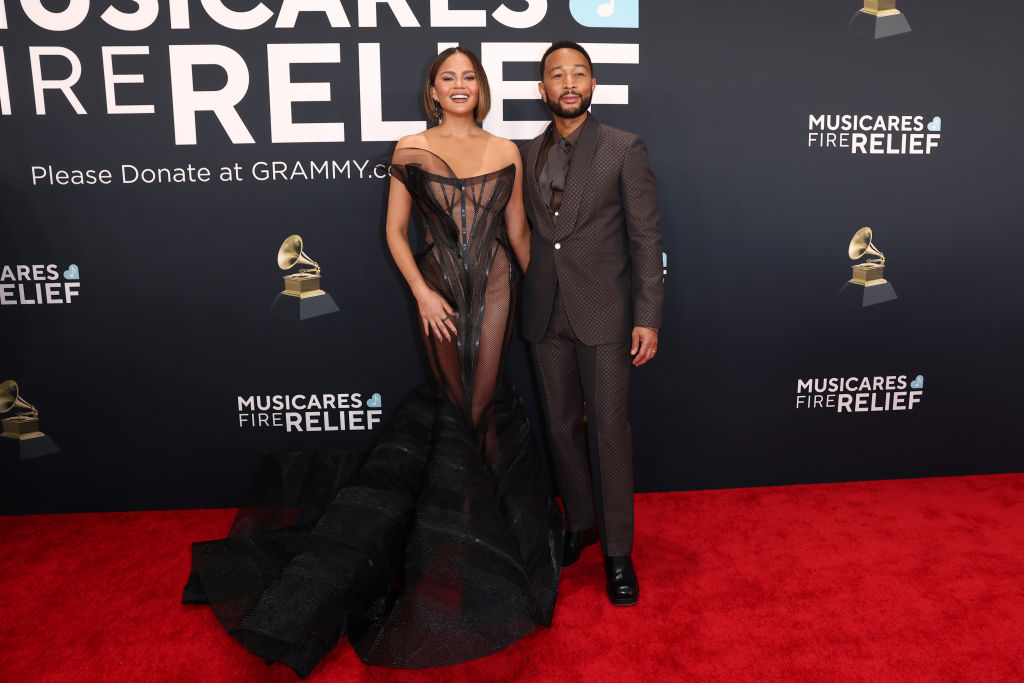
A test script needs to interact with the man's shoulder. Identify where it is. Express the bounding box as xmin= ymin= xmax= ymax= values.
xmin=521 ymin=127 xmax=550 ymax=153
xmin=594 ymin=121 xmax=643 ymax=149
